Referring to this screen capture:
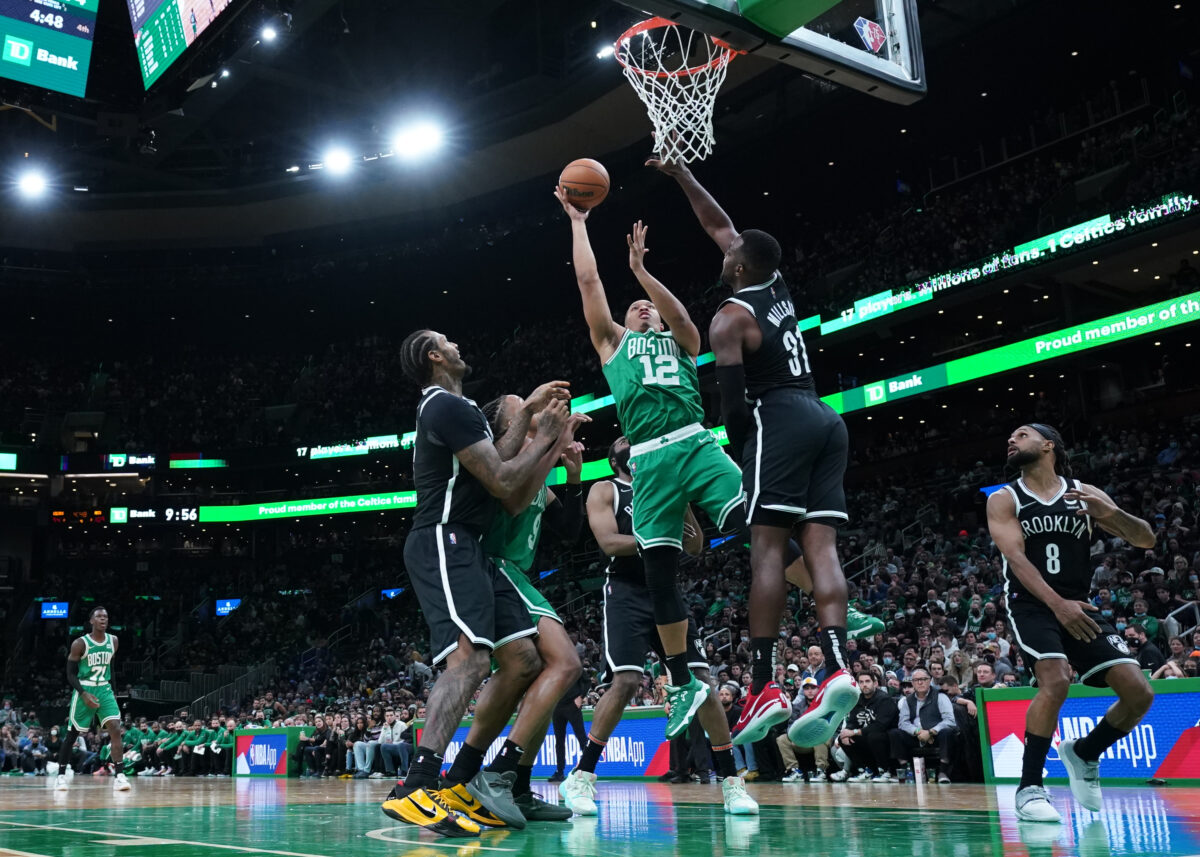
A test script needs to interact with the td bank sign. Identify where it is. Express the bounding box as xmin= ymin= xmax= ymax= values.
xmin=4 ymin=34 xmax=80 ymax=70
